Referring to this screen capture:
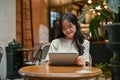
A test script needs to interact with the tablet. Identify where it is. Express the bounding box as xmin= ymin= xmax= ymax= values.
xmin=49 ymin=53 xmax=79 ymax=66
